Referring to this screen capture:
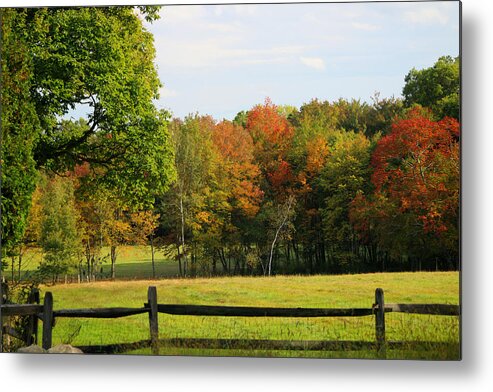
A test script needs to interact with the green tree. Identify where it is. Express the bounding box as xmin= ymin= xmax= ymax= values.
xmin=38 ymin=176 xmax=83 ymax=283
xmin=1 ymin=6 xmax=176 ymax=286
xmin=365 ymin=93 xmax=405 ymax=137
xmin=288 ymin=99 xmax=339 ymax=170
xmin=332 ymin=98 xmax=372 ymax=134
xmin=277 ymin=105 xmax=297 ymax=121
xmin=286 ymin=100 xmax=340 ymax=273
xmin=318 ymin=131 xmax=374 ymax=272
xmin=26 ymin=7 xmax=175 ymax=207
xmin=232 ymin=110 xmax=248 ymax=128
xmin=159 ymin=115 xmax=217 ymax=276
xmin=403 ymin=56 xmax=460 ymax=120
xmin=1 ymin=9 xmax=39 ymax=258
xmin=1 ymin=7 xmax=175 ymax=270
xmin=71 ymin=164 xmax=161 ymax=280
